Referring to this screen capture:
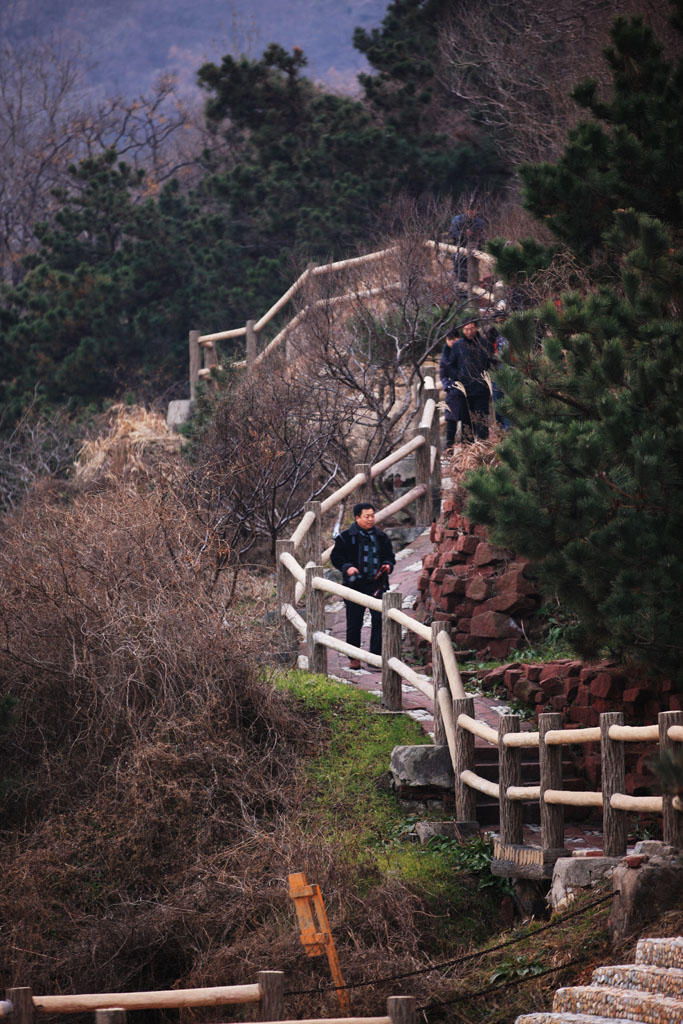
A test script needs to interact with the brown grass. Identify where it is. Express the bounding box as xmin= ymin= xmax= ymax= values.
xmin=0 ymin=427 xmax=485 ymax=1019
xmin=446 ymin=431 xmax=503 ymax=507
